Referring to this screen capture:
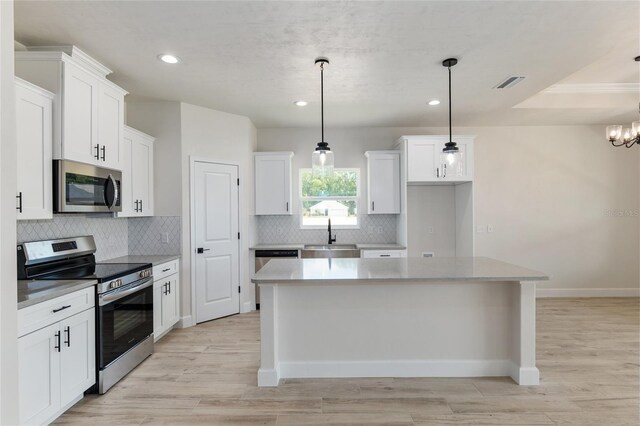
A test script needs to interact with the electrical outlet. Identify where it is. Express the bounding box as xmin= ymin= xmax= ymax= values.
xmin=487 ymin=225 xmax=494 ymax=233
xmin=427 ymin=226 xmax=434 ymax=234
xmin=422 ymin=252 xmax=434 ymax=257
xmin=161 ymin=232 xmax=169 ymax=244
xmin=277 ymin=227 xmax=284 ymax=235
xmin=476 ymin=225 xmax=485 ymax=233
xmin=377 ymin=226 xmax=383 ymax=234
